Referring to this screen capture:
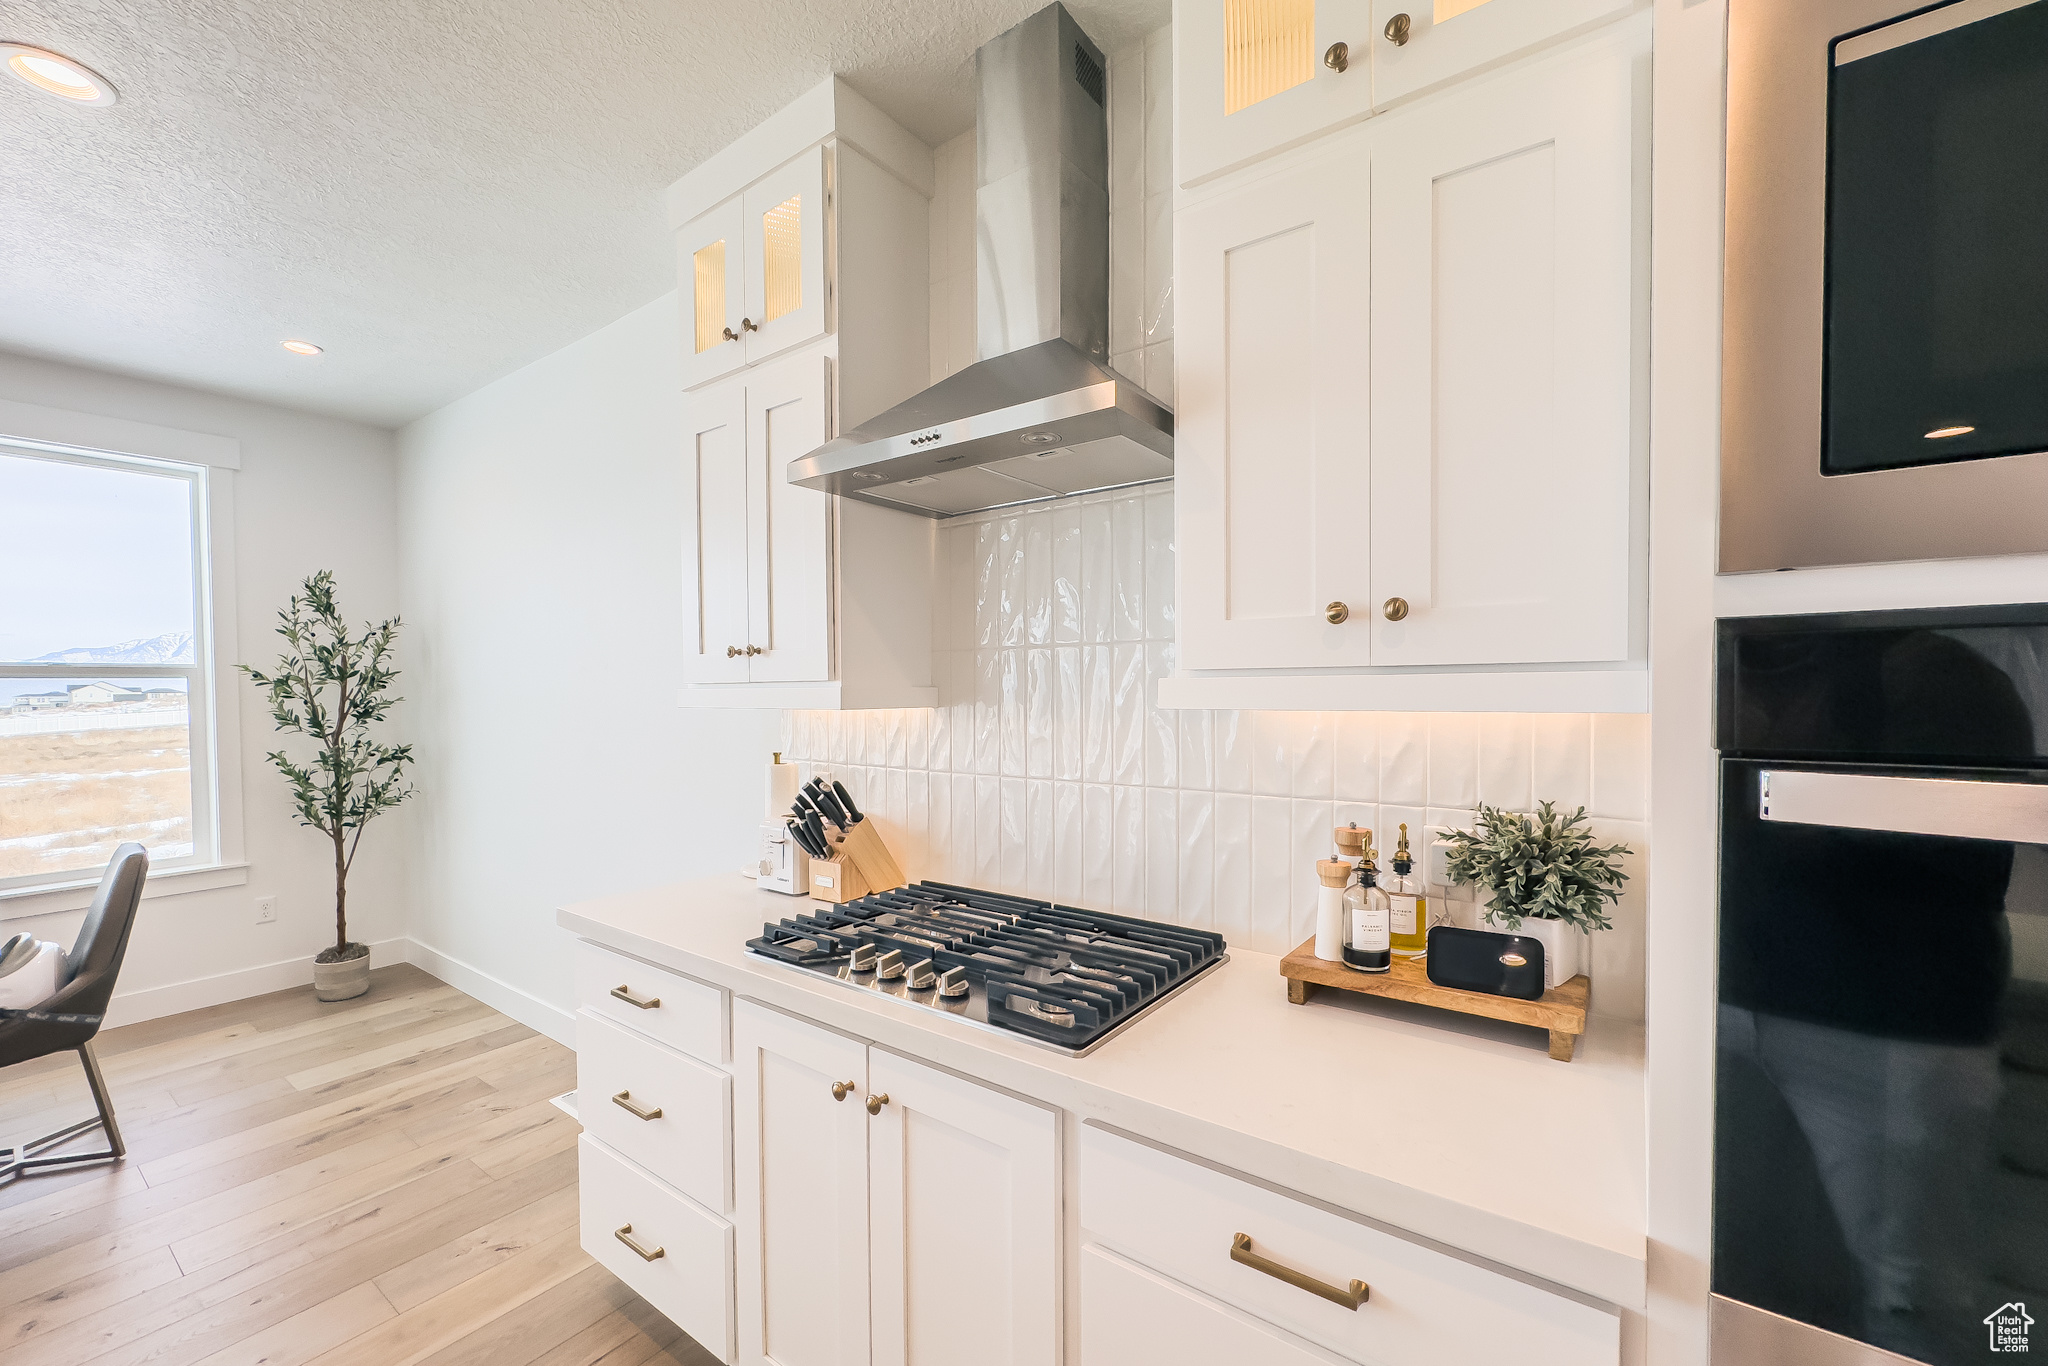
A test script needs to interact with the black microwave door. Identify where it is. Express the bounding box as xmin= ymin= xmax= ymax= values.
xmin=1824 ymin=0 xmax=2048 ymax=475
xmin=1715 ymin=760 xmax=2048 ymax=1364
